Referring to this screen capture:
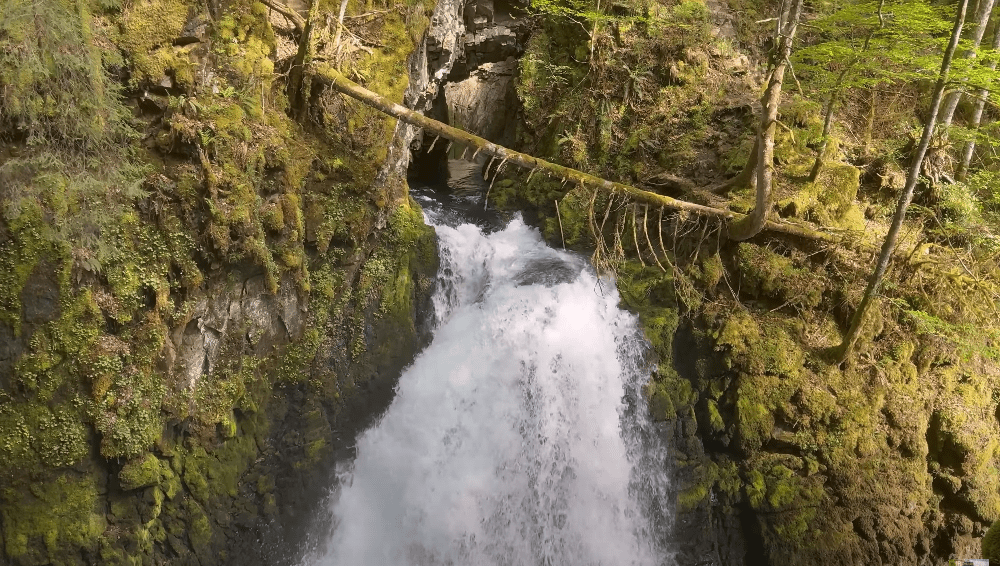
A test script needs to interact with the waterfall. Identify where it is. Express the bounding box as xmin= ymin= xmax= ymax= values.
xmin=302 ymin=185 xmax=673 ymax=566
